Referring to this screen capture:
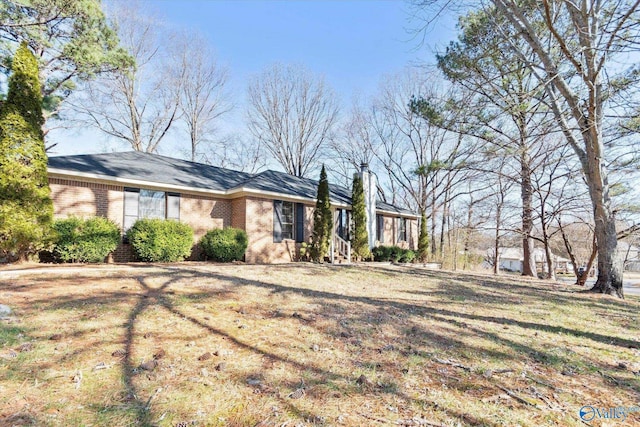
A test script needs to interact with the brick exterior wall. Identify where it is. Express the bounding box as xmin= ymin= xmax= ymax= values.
xmin=48 ymin=177 xmax=233 ymax=262
xmin=50 ymin=178 xmax=124 ymax=223
xmin=304 ymin=205 xmax=315 ymax=243
xmin=180 ymin=194 xmax=233 ymax=261
xmin=48 ymin=176 xmax=417 ymax=263
xmin=240 ymin=197 xmax=316 ymax=263
xmin=244 ymin=197 xmax=290 ymax=263
xmin=409 ymin=218 xmax=419 ymax=250
xmin=49 ymin=177 xmax=129 ymax=261
xmin=231 ymin=198 xmax=246 ymax=230
xmin=180 ymin=194 xmax=232 ymax=240
xmin=382 ymin=216 xmax=395 ymax=246
xmin=377 ymin=215 xmax=417 ymax=250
